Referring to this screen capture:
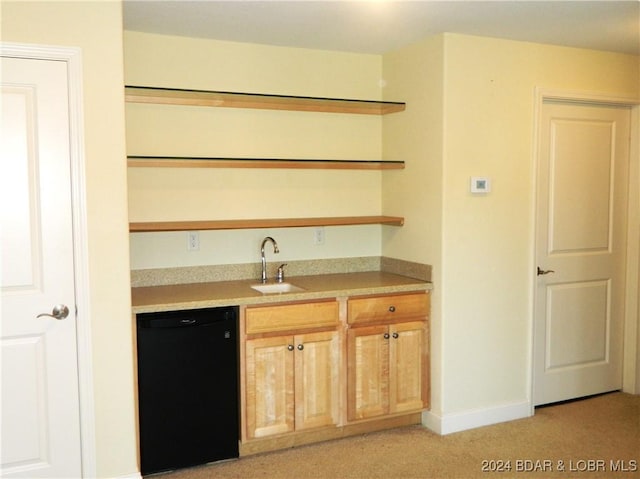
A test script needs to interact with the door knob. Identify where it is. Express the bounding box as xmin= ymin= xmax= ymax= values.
xmin=537 ymin=267 xmax=555 ymax=276
xmin=37 ymin=304 xmax=69 ymax=320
